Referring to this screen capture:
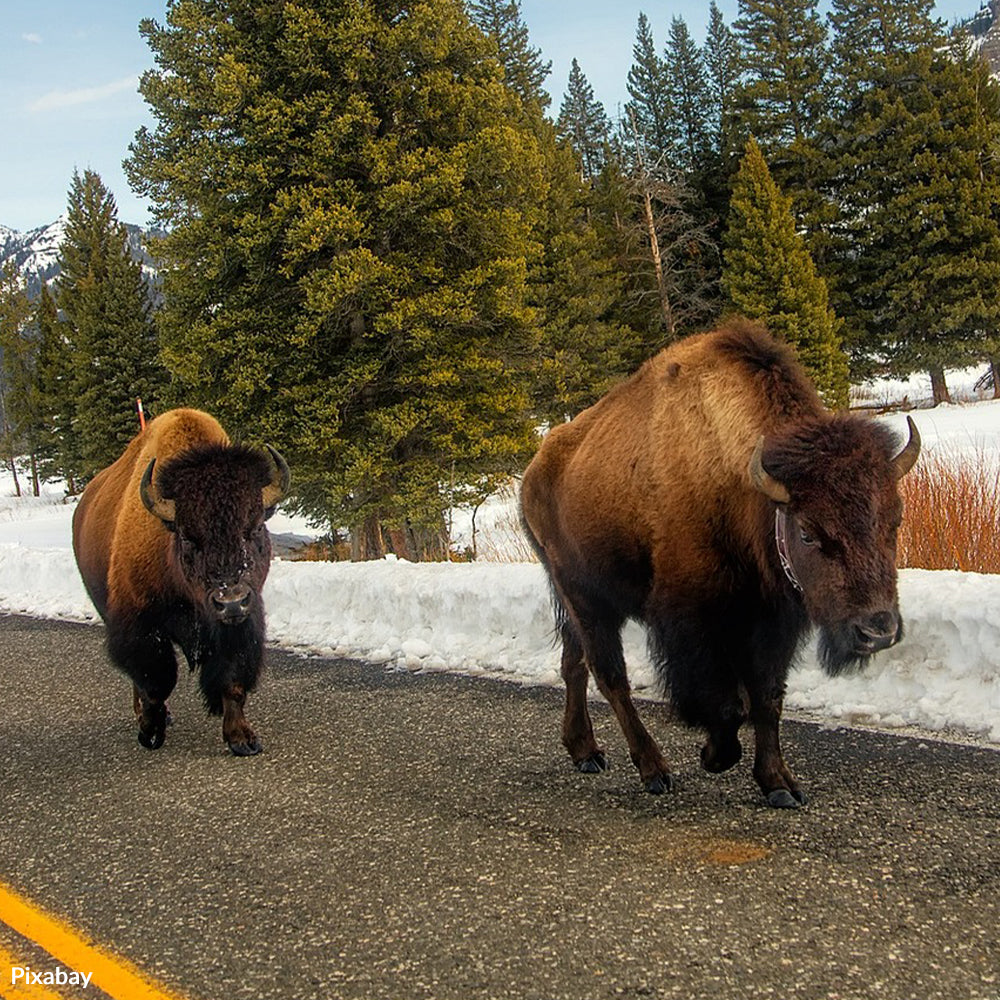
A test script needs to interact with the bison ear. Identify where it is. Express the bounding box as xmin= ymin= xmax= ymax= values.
xmin=892 ymin=416 xmax=921 ymax=480
xmin=261 ymin=445 xmax=290 ymax=517
xmin=139 ymin=459 xmax=177 ymax=526
xmin=749 ymin=436 xmax=792 ymax=505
